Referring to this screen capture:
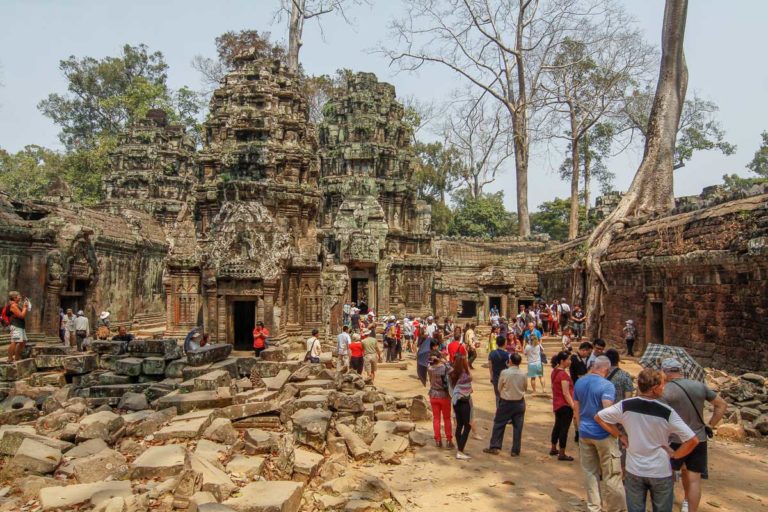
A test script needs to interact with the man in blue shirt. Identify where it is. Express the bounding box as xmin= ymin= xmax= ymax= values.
xmin=574 ymin=355 xmax=626 ymax=512
xmin=487 ymin=335 xmax=510 ymax=405
xmin=522 ymin=321 xmax=542 ymax=344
